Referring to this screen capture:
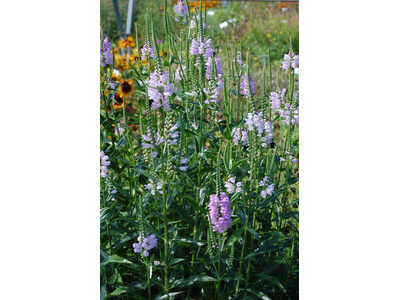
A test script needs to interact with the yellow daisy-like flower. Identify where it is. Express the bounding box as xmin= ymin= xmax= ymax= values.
xmin=113 ymin=91 xmax=124 ymax=110
xmin=267 ymin=33 xmax=272 ymax=38
xmin=118 ymin=36 xmax=135 ymax=49
xmin=280 ymin=31 xmax=283 ymax=34
xmin=119 ymin=79 xmax=134 ymax=97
